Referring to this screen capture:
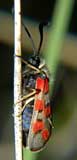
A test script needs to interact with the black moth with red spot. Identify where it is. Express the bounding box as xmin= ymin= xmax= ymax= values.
xmin=22 ymin=22 xmax=53 ymax=152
